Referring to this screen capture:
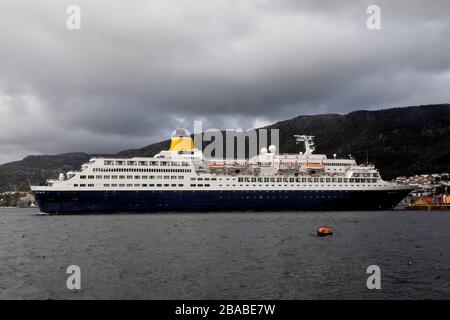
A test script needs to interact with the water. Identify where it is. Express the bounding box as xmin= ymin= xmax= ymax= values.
xmin=0 ymin=207 xmax=449 ymax=299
